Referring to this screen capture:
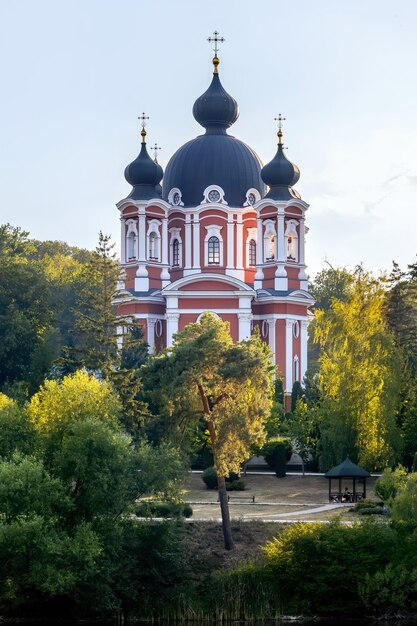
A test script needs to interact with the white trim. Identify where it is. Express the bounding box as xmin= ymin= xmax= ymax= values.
xmin=169 ymin=227 xmax=183 ymax=268
xmin=204 ymin=224 xmax=224 ymax=267
xmin=162 ymin=272 xmax=256 ymax=294
xmin=185 ymin=214 xmax=192 ymax=270
xmin=168 ymin=187 xmax=184 ymax=207
xmin=201 ymin=184 xmax=228 ymax=205
xmin=285 ymin=319 xmax=294 ymax=391
xmin=263 ymin=219 xmax=277 ymax=262
xmin=147 ymin=219 xmax=161 ymax=262
xmin=196 ymin=311 xmax=220 ymax=322
xmin=246 ymin=227 xmax=257 ymax=268
xmin=193 ymin=214 xmax=200 ymax=270
xmin=285 ymin=219 xmax=299 ymax=262
xmin=244 ymin=188 xmax=261 ymax=207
